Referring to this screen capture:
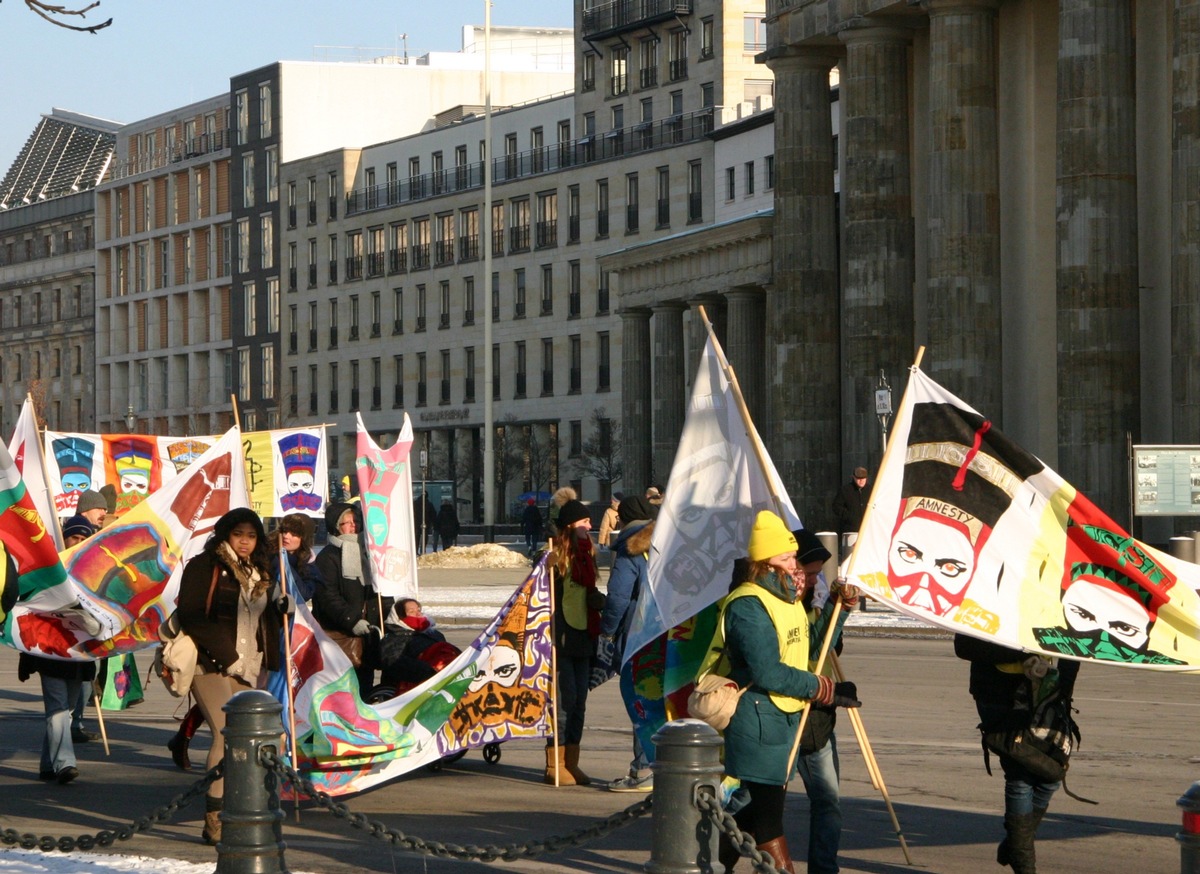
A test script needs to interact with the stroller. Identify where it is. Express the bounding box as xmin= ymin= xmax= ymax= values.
xmin=366 ymin=607 xmax=503 ymax=767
